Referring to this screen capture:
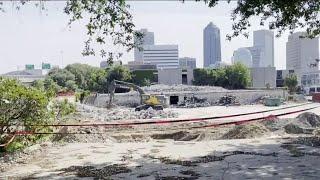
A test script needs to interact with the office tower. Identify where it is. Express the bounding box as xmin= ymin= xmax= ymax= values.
xmin=134 ymin=29 xmax=155 ymax=62
xmin=143 ymin=45 xmax=179 ymax=69
xmin=203 ymin=22 xmax=221 ymax=67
